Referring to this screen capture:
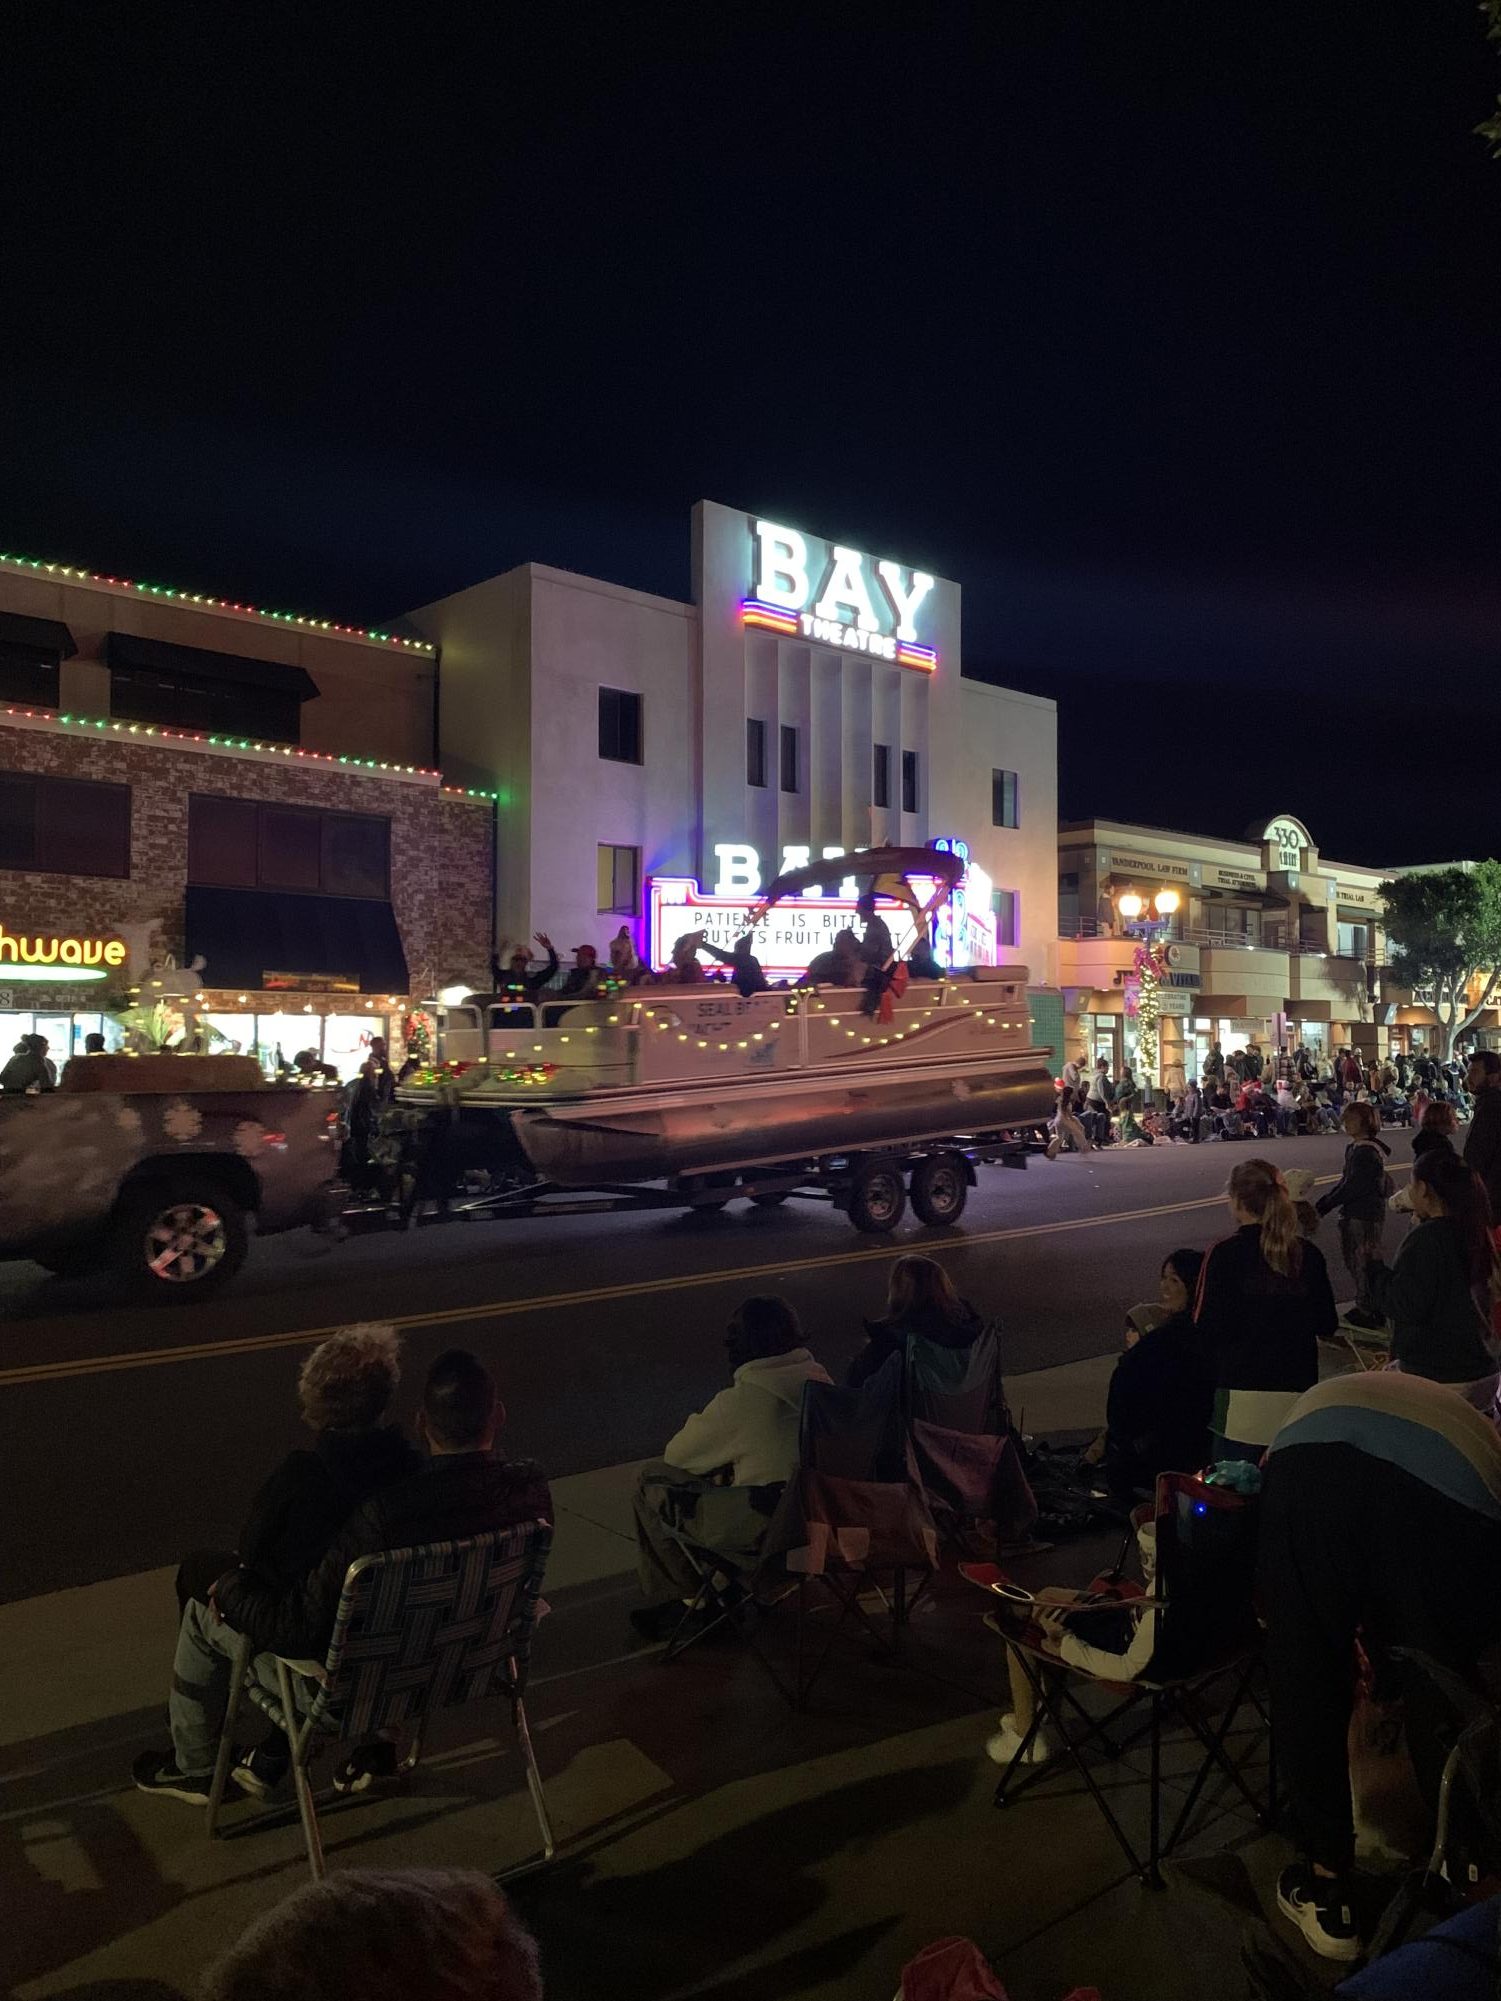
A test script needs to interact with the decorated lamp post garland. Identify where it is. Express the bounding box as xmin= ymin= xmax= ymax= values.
xmin=1125 ymin=940 xmax=1170 ymax=1082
